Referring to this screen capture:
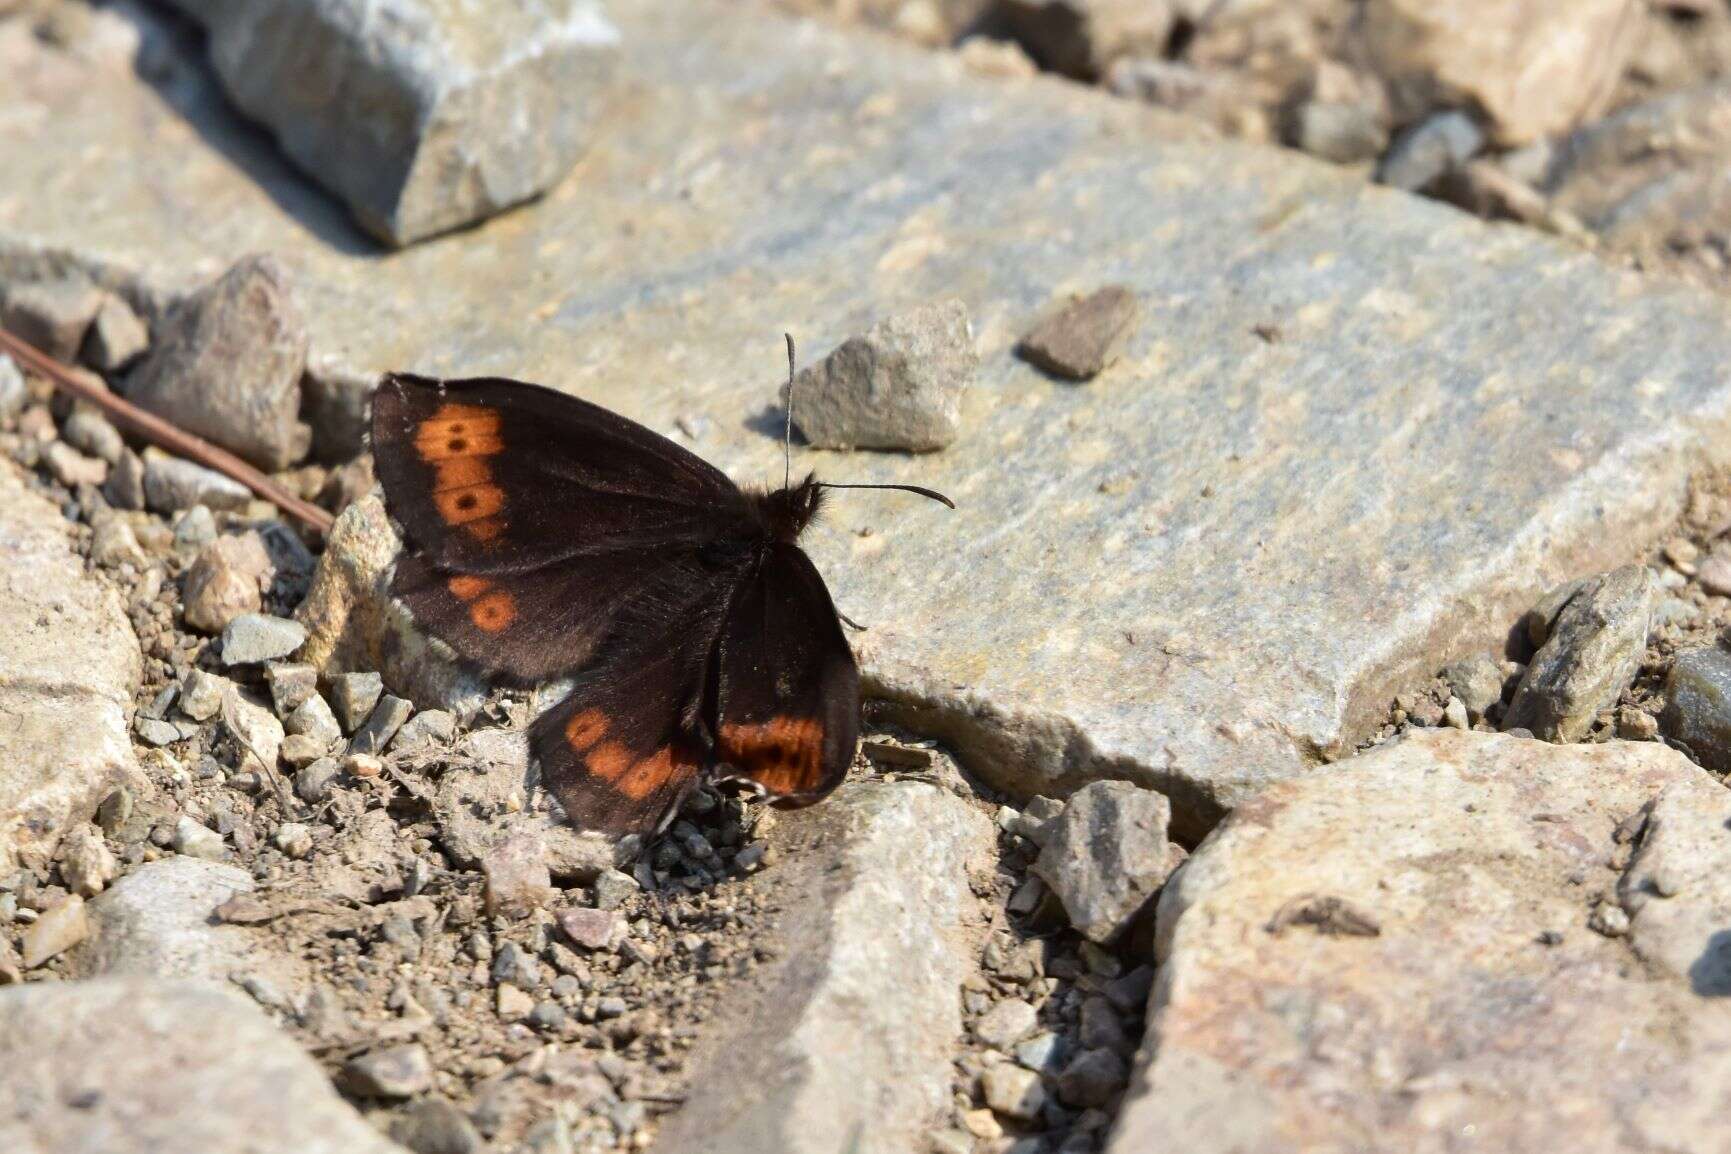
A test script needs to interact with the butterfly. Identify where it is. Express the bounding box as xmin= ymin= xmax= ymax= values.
xmin=369 ymin=342 xmax=951 ymax=840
